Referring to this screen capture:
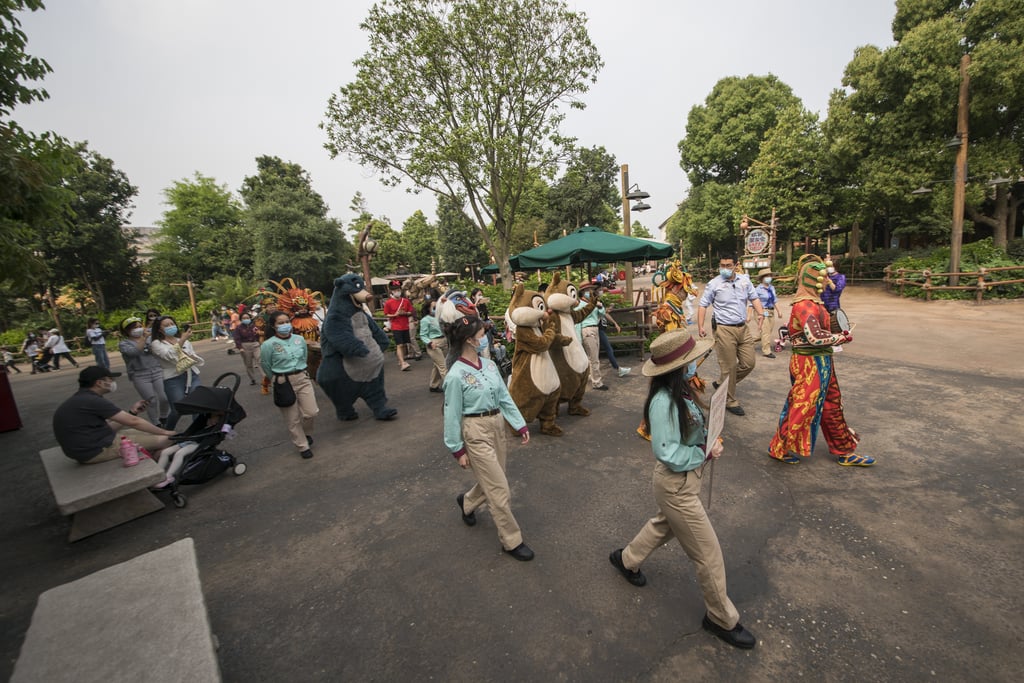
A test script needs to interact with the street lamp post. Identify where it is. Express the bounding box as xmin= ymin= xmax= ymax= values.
xmin=620 ymin=164 xmax=651 ymax=303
